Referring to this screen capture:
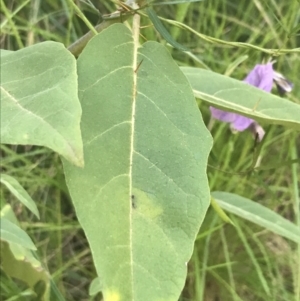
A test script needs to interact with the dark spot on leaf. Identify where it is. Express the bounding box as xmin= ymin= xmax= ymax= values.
xmin=131 ymin=195 xmax=136 ymax=209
